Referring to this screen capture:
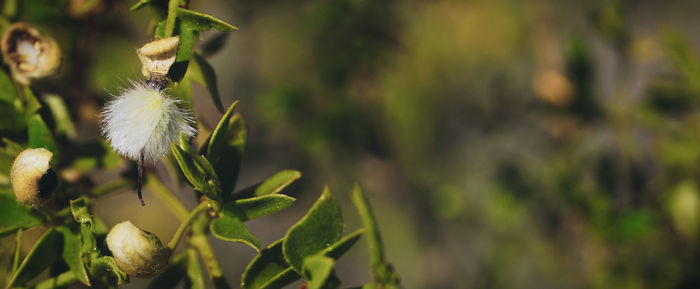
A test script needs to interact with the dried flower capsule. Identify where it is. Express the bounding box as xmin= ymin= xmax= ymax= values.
xmin=1 ymin=22 xmax=61 ymax=85
xmin=106 ymin=221 xmax=170 ymax=277
xmin=137 ymin=36 xmax=179 ymax=88
xmin=10 ymin=148 xmax=57 ymax=206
